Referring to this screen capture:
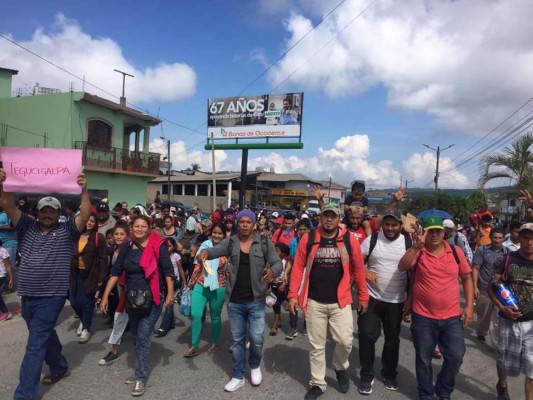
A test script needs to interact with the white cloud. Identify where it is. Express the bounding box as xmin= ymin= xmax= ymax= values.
xmin=402 ymin=152 xmax=470 ymax=189
xmin=247 ymin=134 xmax=402 ymax=187
xmin=149 ymin=138 xmax=229 ymax=172
xmin=0 ymin=13 xmax=196 ymax=104
xmin=267 ymin=0 xmax=533 ymax=135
